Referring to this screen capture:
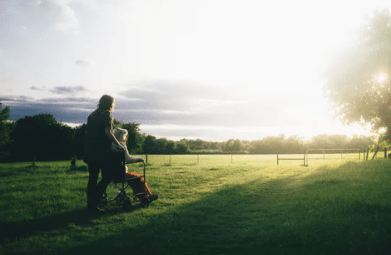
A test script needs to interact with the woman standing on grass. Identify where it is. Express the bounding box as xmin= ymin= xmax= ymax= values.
xmin=84 ymin=95 xmax=125 ymax=213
